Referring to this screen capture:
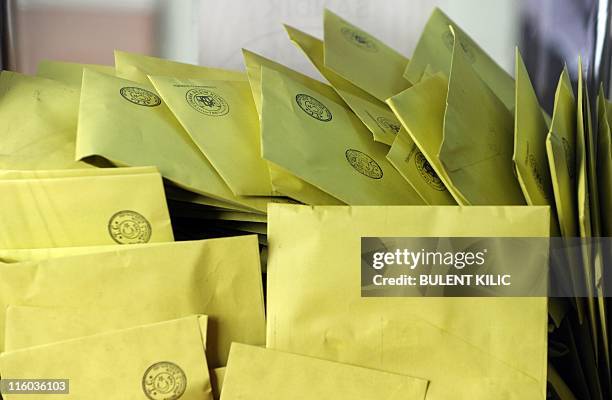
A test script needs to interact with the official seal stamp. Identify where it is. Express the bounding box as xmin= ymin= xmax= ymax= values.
xmin=414 ymin=151 xmax=446 ymax=191
xmin=119 ymin=87 xmax=162 ymax=107
xmin=185 ymin=88 xmax=229 ymax=116
xmin=295 ymin=94 xmax=333 ymax=122
xmin=345 ymin=149 xmax=383 ymax=179
xmin=142 ymin=362 xmax=187 ymax=400
xmin=341 ymin=26 xmax=378 ymax=52
xmin=376 ymin=116 xmax=401 ymax=134
xmin=441 ymin=31 xmax=475 ymax=63
xmin=108 ymin=210 xmax=152 ymax=244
